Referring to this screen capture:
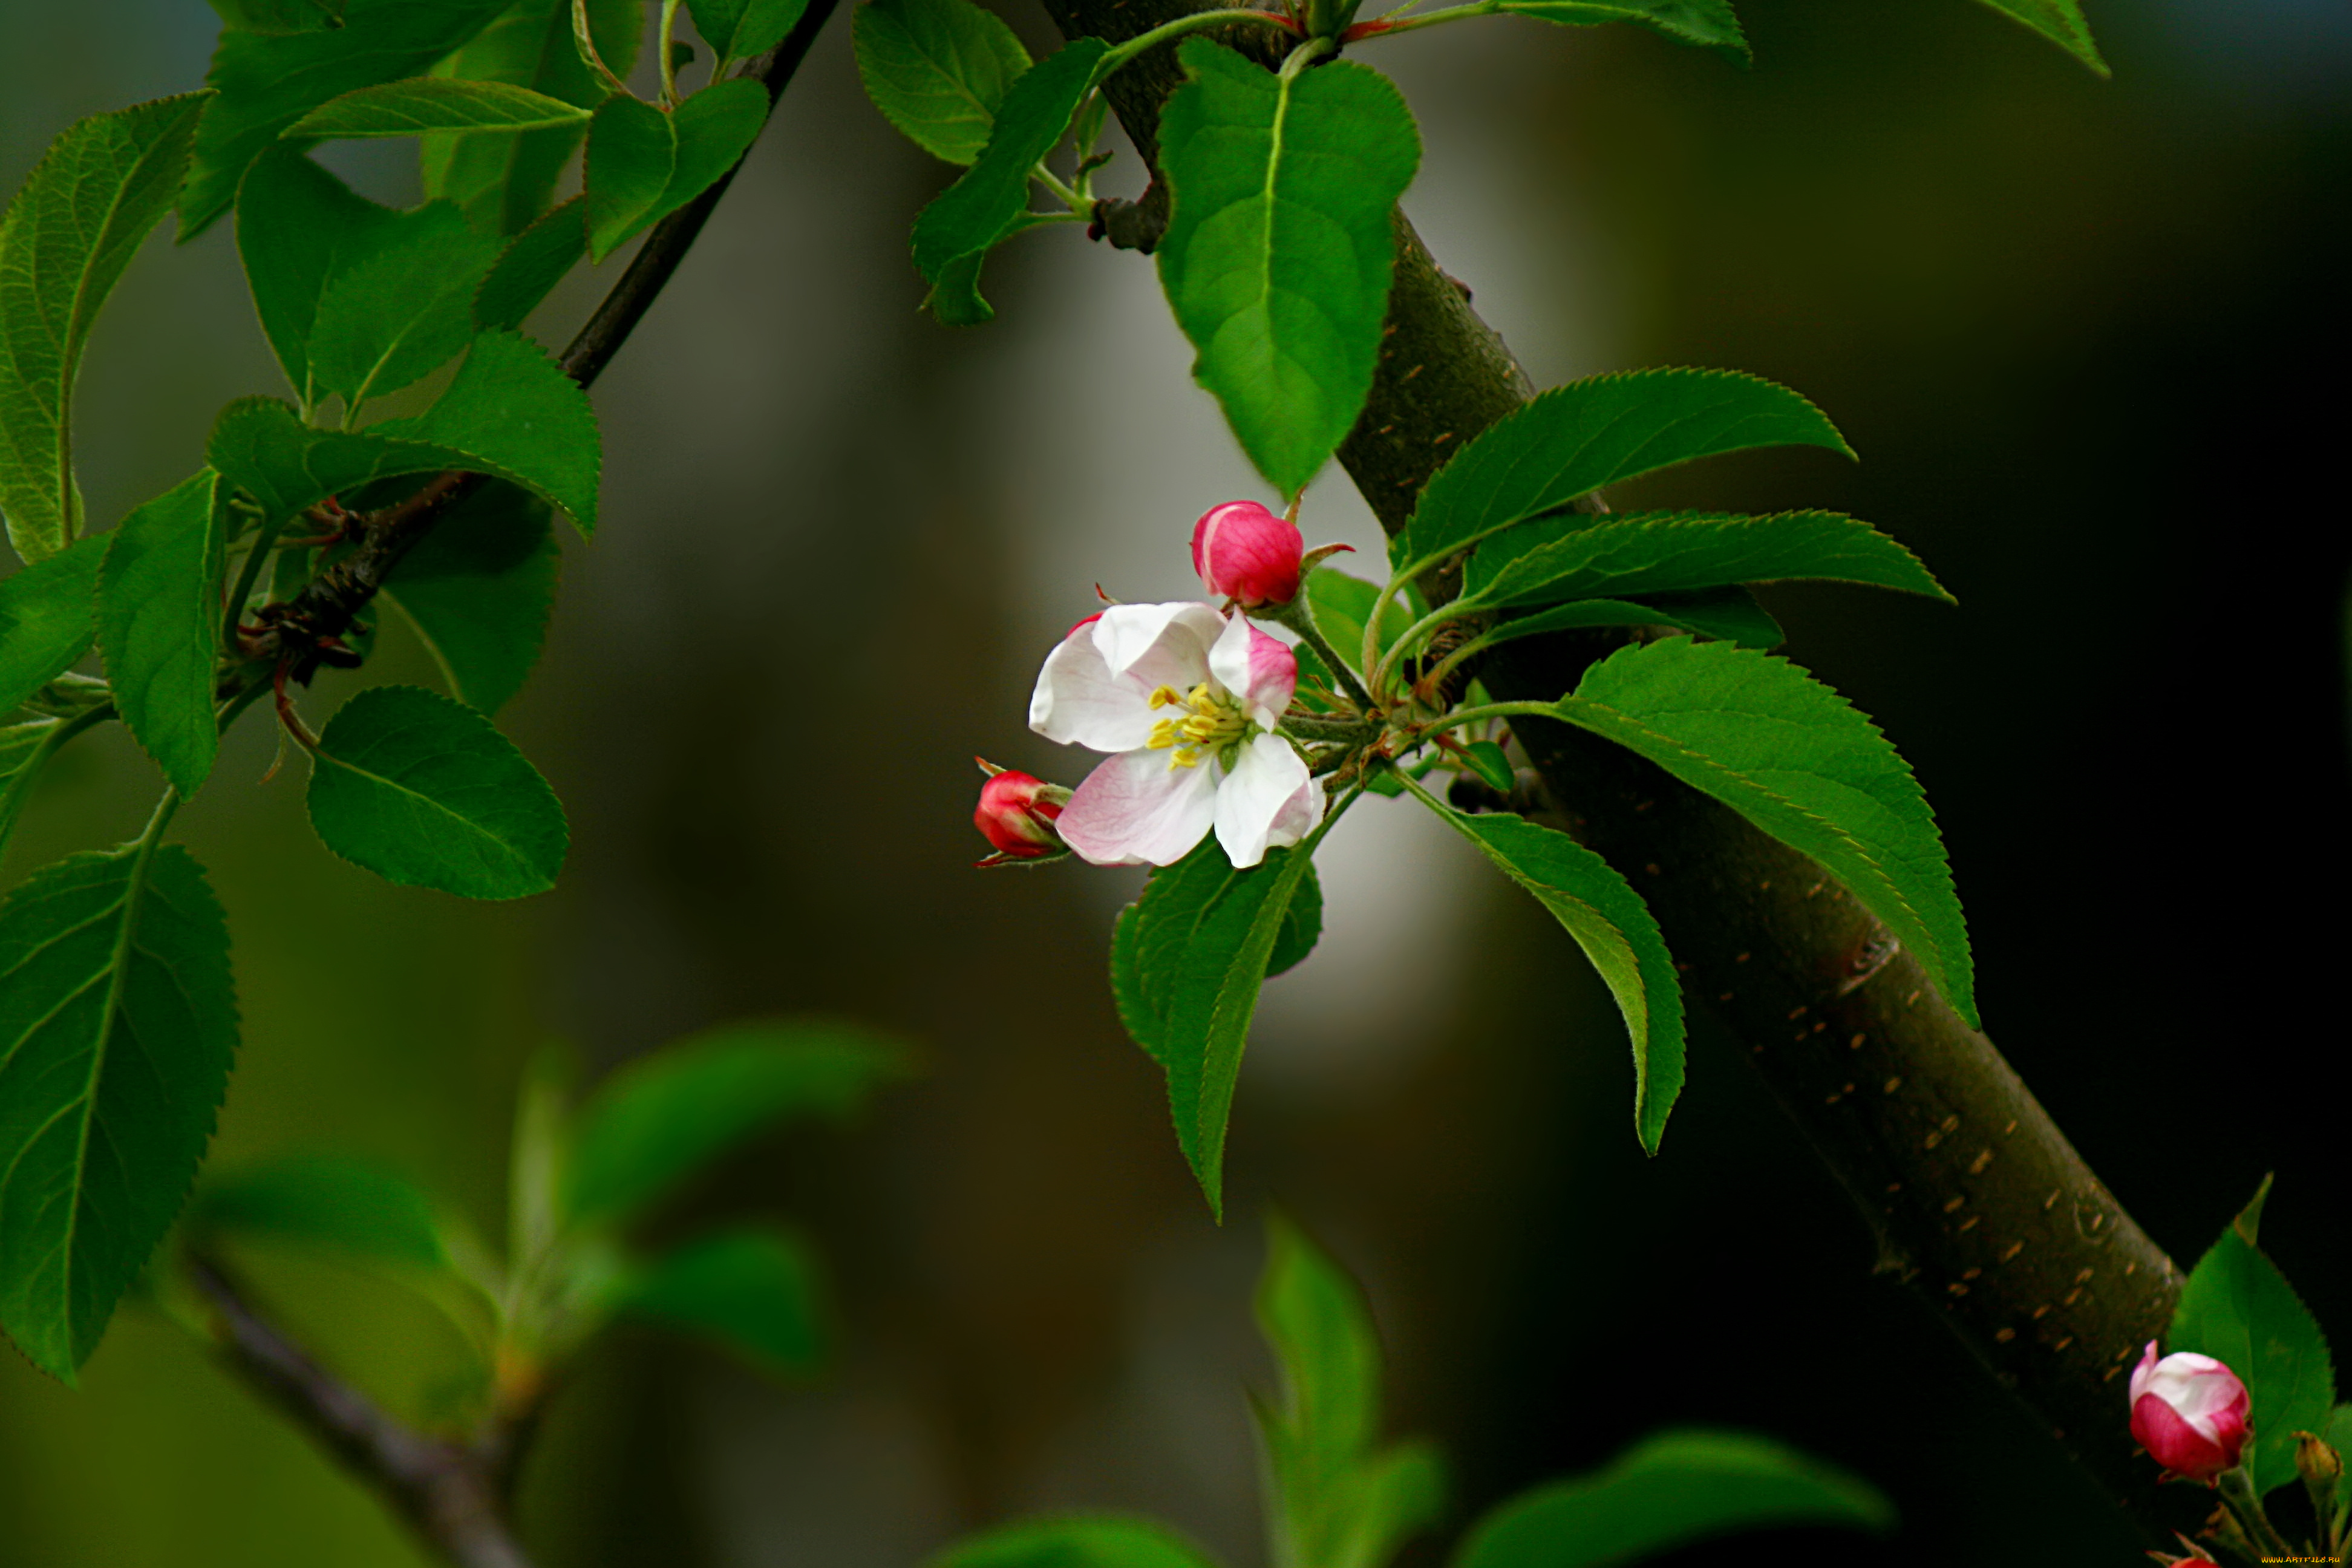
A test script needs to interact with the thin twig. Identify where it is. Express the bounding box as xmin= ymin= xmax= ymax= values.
xmin=245 ymin=0 xmax=843 ymax=686
xmin=189 ymin=1259 xmax=532 ymax=1568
